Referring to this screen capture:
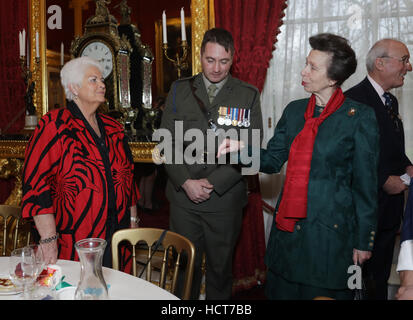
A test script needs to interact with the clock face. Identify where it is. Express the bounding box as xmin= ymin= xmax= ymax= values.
xmin=80 ymin=41 xmax=113 ymax=79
